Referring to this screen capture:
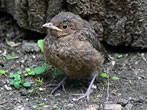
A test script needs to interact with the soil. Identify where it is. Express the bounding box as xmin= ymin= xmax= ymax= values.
xmin=0 ymin=14 xmax=147 ymax=110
